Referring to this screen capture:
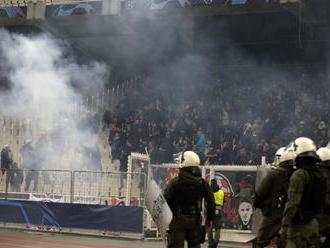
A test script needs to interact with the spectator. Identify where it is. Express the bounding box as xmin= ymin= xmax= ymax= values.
xmin=9 ymin=162 xmax=23 ymax=192
xmin=234 ymin=147 xmax=252 ymax=165
xmin=1 ymin=144 xmax=13 ymax=175
xmin=219 ymin=141 xmax=233 ymax=165
xmin=195 ymin=128 xmax=206 ymax=164
xmin=20 ymin=140 xmax=38 ymax=192
xmin=105 ymin=70 xmax=330 ymax=167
